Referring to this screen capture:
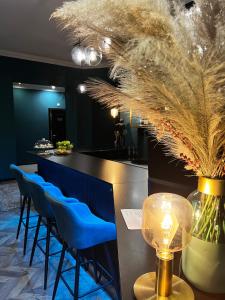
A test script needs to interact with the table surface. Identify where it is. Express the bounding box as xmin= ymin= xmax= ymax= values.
xmin=33 ymin=152 xmax=225 ymax=300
